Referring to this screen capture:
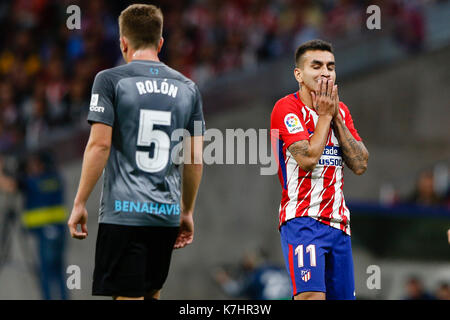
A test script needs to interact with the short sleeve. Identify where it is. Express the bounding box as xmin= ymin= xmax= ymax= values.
xmin=87 ymin=71 xmax=115 ymax=127
xmin=270 ymin=98 xmax=309 ymax=148
xmin=339 ymin=102 xmax=362 ymax=142
xmin=186 ymin=84 xmax=205 ymax=136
